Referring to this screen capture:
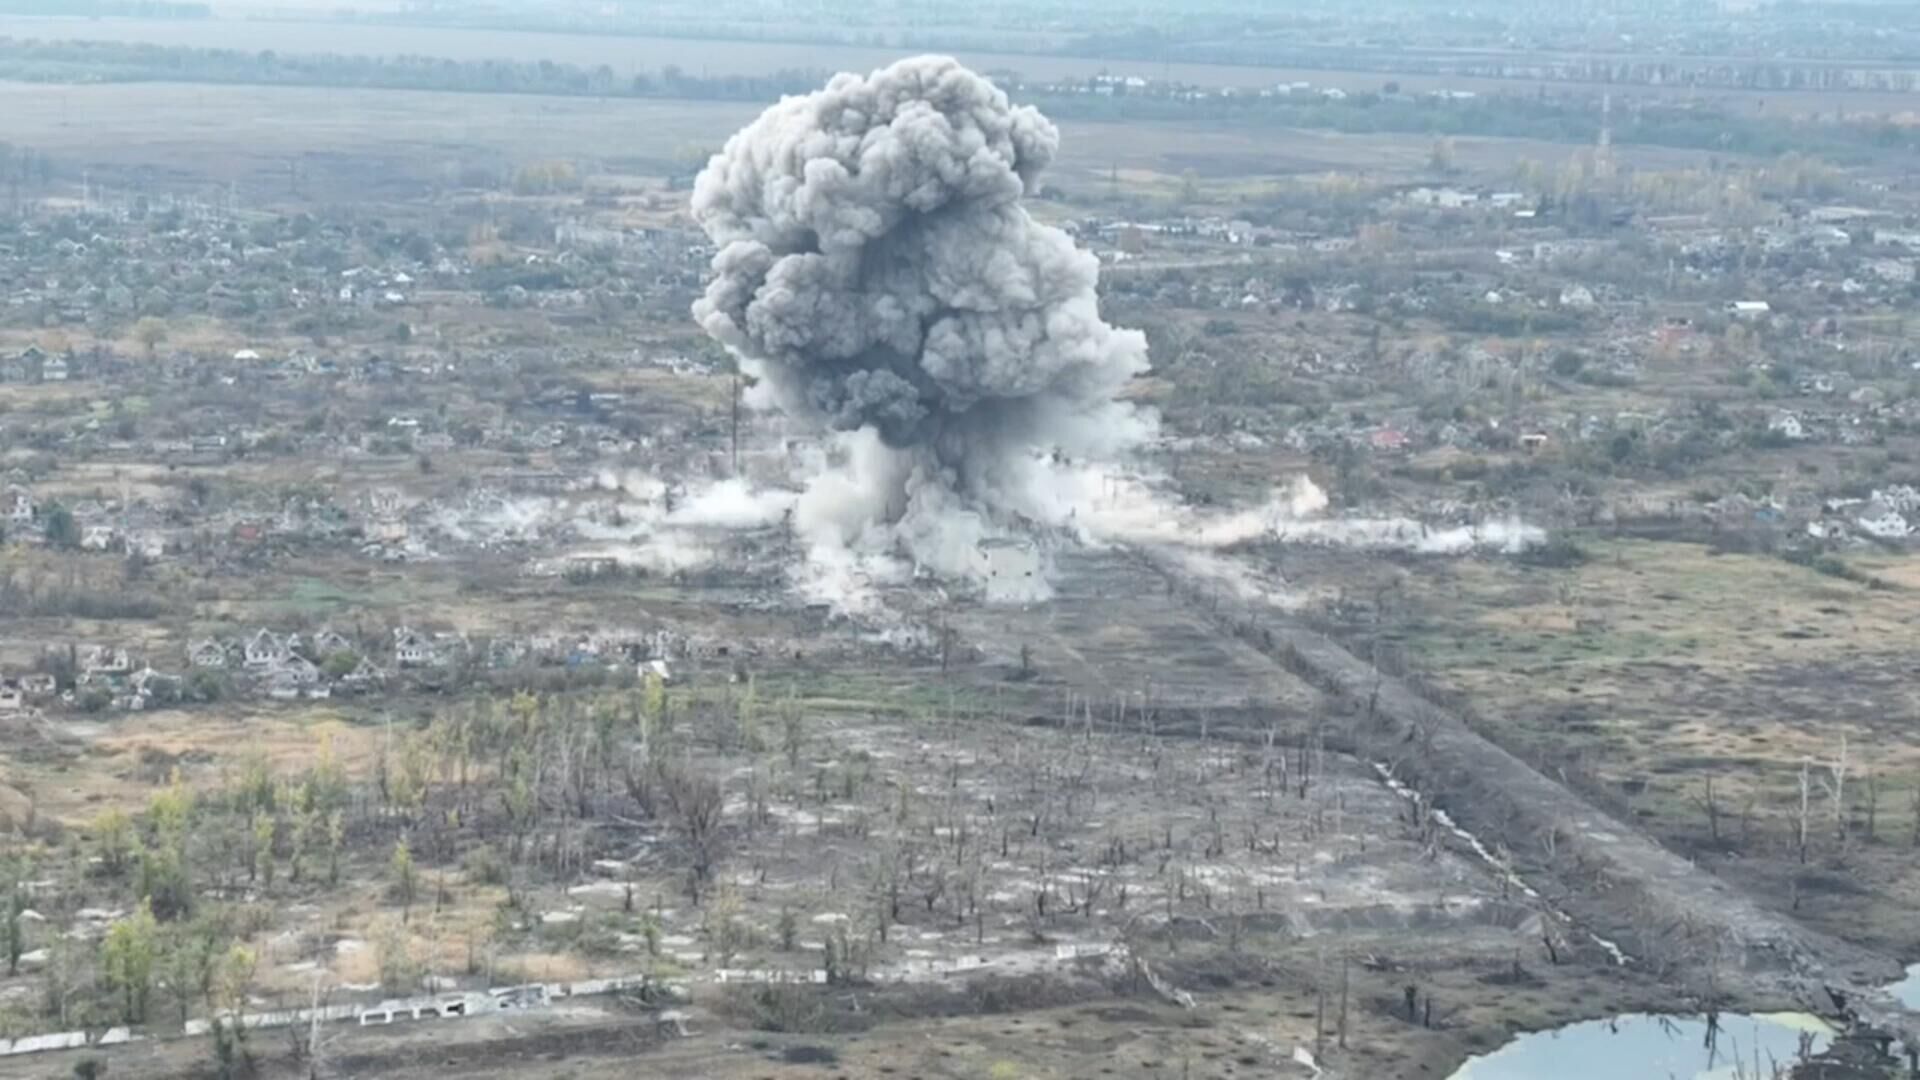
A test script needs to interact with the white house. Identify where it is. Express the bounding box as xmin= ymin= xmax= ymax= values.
xmin=80 ymin=647 xmax=132 ymax=676
xmin=1406 ymin=187 xmax=1477 ymax=210
xmin=1727 ymin=300 xmax=1771 ymax=319
xmin=312 ymin=628 xmax=355 ymax=657
xmin=1767 ymin=412 xmax=1808 ymax=441
xmin=1857 ymin=504 xmax=1913 ymax=539
xmin=342 ymin=657 xmax=387 ymax=687
xmin=127 ymin=532 xmax=167 ymax=559
xmin=187 ymin=639 xmax=228 ymax=668
xmin=2 ymin=486 xmax=31 ymax=525
xmin=243 ymin=629 xmax=290 ymax=670
xmin=274 ymin=655 xmax=322 ymax=686
xmin=978 ymin=538 xmax=1045 ymax=605
xmin=1867 ymin=259 xmax=1916 ymax=284
xmin=393 ymin=627 xmax=434 ymax=668
xmin=128 ymin=665 xmax=181 ymax=700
